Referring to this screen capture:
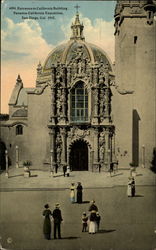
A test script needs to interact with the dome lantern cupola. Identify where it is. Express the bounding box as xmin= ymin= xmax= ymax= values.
xmin=70 ymin=7 xmax=85 ymax=41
